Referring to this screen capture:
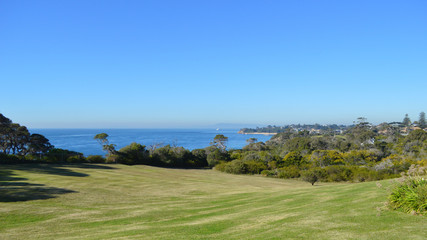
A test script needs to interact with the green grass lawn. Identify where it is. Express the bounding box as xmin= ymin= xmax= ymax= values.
xmin=0 ymin=164 xmax=425 ymax=239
